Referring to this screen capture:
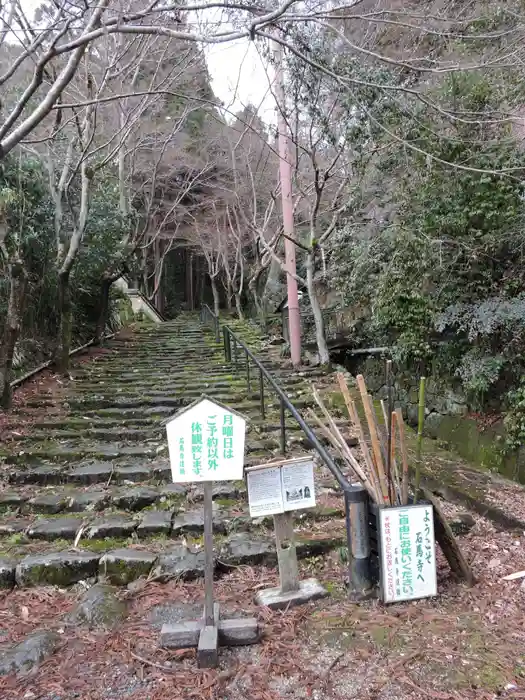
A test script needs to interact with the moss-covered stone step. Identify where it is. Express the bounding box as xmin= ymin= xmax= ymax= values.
xmin=0 ymin=481 xmax=243 ymax=517
xmin=1 ymin=435 xmax=278 ymax=465
xmin=4 ymin=448 xmax=293 ymax=487
xmin=0 ymin=526 xmax=347 ymax=588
